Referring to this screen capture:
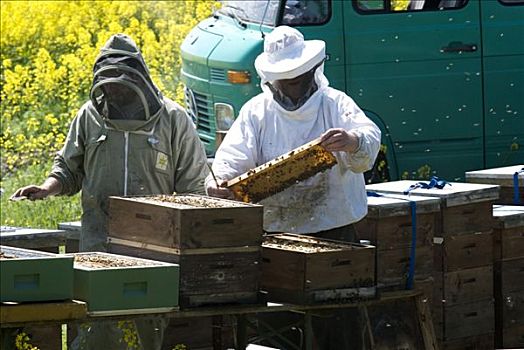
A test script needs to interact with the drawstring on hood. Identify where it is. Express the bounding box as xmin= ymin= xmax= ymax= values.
xmin=90 ymin=34 xmax=164 ymax=131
